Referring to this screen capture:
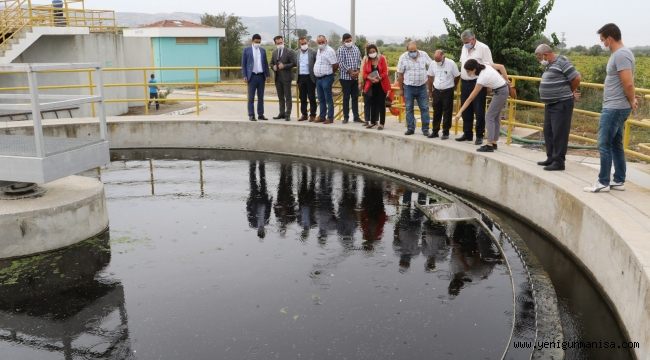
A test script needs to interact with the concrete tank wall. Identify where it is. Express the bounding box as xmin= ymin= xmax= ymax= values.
xmin=2 ymin=118 xmax=649 ymax=359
